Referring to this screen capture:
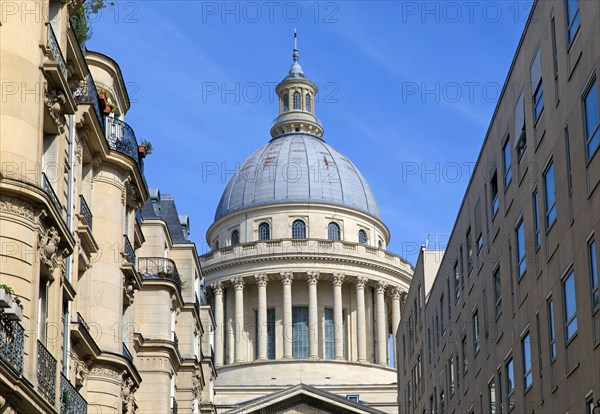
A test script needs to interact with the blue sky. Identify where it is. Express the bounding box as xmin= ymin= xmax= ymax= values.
xmin=88 ymin=1 xmax=529 ymax=264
